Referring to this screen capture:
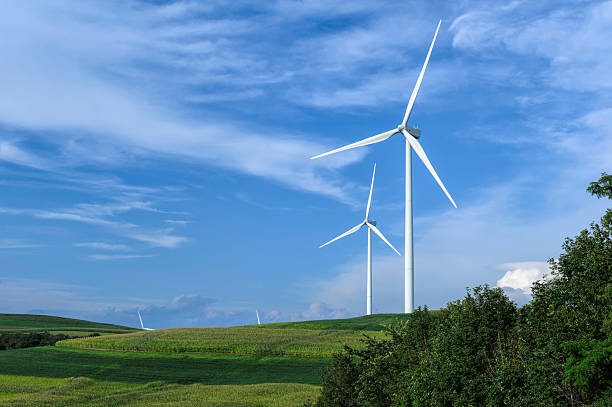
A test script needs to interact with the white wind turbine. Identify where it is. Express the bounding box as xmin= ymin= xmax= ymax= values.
xmin=256 ymin=309 xmax=261 ymax=325
xmin=319 ymin=163 xmax=400 ymax=315
xmin=137 ymin=311 xmax=153 ymax=331
xmin=311 ymin=20 xmax=456 ymax=313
